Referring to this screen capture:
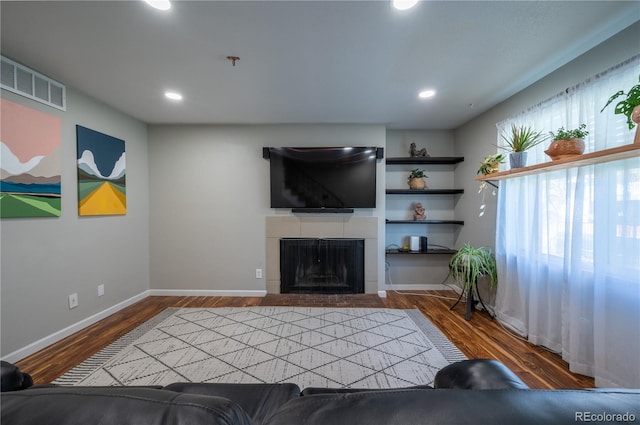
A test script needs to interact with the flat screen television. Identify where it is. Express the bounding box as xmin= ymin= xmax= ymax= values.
xmin=268 ymin=147 xmax=378 ymax=209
